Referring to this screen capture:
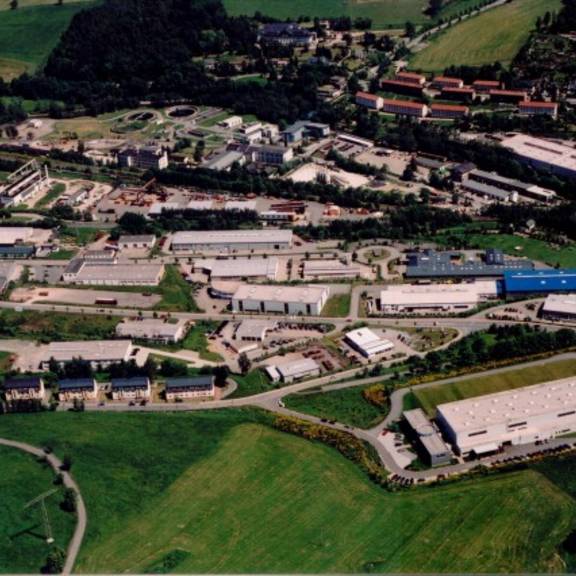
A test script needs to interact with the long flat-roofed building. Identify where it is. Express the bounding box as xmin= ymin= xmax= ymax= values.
xmin=519 ymin=101 xmax=558 ymax=119
xmin=430 ymin=103 xmax=469 ymax=119
xmin=198 ymin=257 xmax=279 ymax=281
xmin=303 ymin=259 xmax=362 ymax=279
xmin=344 ymin=328 xmax=394 ymax=358
xmin=504 ymin=269 xmax=576 ymax=294
xmin=382 ymin=99 xmax=428 ymax=118
xmin=275 ymin=358 xmax=320 ymax=383
xmin=355 ymin=91 xmax=384 ymax=110
xmin=395 ymin=71 xmax=426 ymax=85
xmin=171 ymin=230 xmax=293 ymax=253
xmin=65 ymin=262 xmax=165 ymax=286
xmin=501 ymin=134 xmax=576 ymax=180
xmin=432 ymin=76 xmax=464 ymax=89
xmin=0 ymin=227 xmax=35 ymax=246
xmin=116 ymin=319 xmax=187 ymax=343
xmin=541 ymin=294 xmax=576 ymax=321
xmin=380 ymin=281 xmax=498 ymax=314
xmin=232 ymin=284 xmax=329 ymax=316
xmin=461 ymin=179 xmax=518 ymax=203
xmin=42 ymin=340 xmax=133 ymax=369
xmin=437 ymin=377 xmax=576 ymax=456
xmin=381 ymin=79 xmax=424 ymax=97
